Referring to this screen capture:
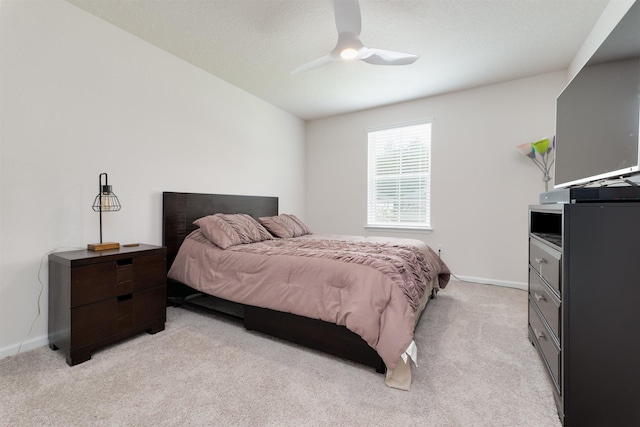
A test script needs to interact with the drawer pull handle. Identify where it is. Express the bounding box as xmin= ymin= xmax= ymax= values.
xmin=535 ymin=257 xmax=547 ymax=265
xmin=534 ymin=293 xmax=546 ymax=302
xmin=534 ymin=328 xmax=546 ymax=341
xmin=117 ymin=293 xmax=133 ymax=302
